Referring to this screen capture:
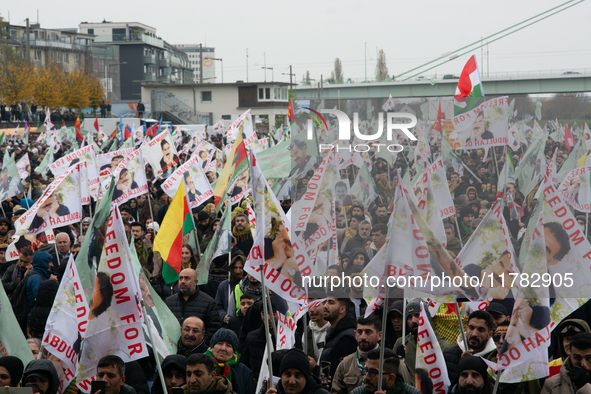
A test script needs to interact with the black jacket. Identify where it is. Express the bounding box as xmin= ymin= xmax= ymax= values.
xmin=243 ymin=327 xmax=275 ymax=379
xmin=444 ymin=344 xmax=494 ymax=387
xmin=124 ymin=361 xmax=149 ymax=394
xmin=229 ymin=362 xmax=256 ymax=394
xmin=319 ymin=313 xmax=357 ymax=377
xmin=164 ymin=288 xmax=222 ymax=344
